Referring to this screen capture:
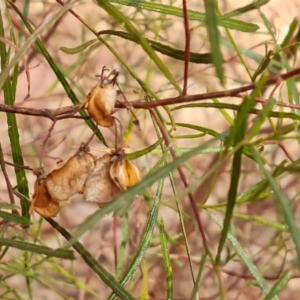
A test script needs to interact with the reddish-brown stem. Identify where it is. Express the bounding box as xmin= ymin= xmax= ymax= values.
xmin=55 ymin=0 xmax=81 ymax=19
xmin=116 ymin=82 xmax=141 ymax=130
xmin=4 ymin=160 xmax=34 ymax=171
xmin=149 ymin=109 xmax=207 ymax=248
xmin=255 ymin=97 xmax=300 ymax=109
xmin=121 ymin=66 xmax=300 ymax=109
xmin=40 ymin=120 xmax=57 ymax=166
xmin=260 ymin=140 xmax=294 ymax=162
xmin=182 ymin=0 xmax=190 ymax=95
xmin=0 ymin=143 xmax=16 ymax=211
xmin=0 ymin=67 xmax=300 ymax=119
xmin=278 ymin=142 xmax=294 ymax=162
